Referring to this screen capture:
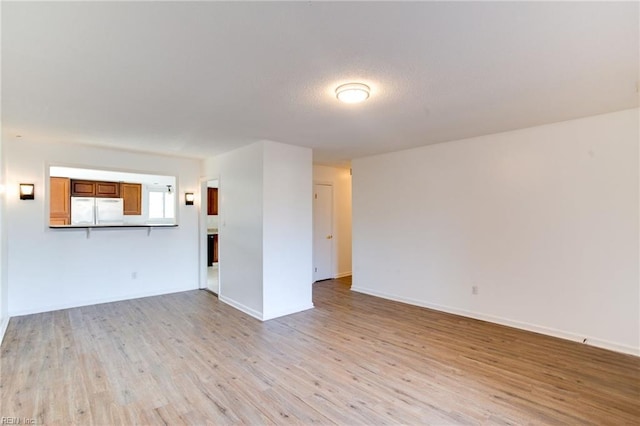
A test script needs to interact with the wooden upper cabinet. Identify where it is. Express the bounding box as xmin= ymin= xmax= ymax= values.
xmin=207 ymin=188 xmax=218 ymax=215
xmin=50 ymin=177 xmax=70 ymax=225
xmin=71 ymin=179 xmax=96 ymax=196
xmin=121 ymin=183 xmax=142 ymax=215
xmin=71 ymin=179 xmax=120 ymax=198
xmin=95 ymin=181 xmax=120 ymax=198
